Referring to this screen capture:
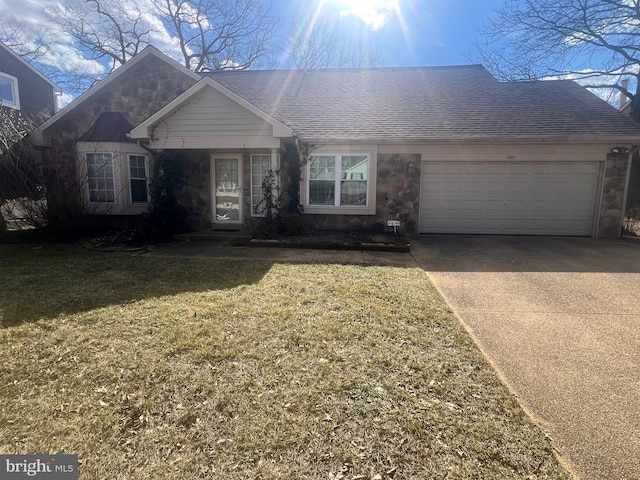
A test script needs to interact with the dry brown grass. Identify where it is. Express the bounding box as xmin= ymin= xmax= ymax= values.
xmin=0 ymin=244 xmax=570 ymax=479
